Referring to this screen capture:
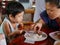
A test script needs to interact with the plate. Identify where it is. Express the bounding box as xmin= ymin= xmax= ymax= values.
xmin=24 ymin=31 xmax=47 ymax=41
xmin=49 ymin=31 xmax=60 ymax=40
